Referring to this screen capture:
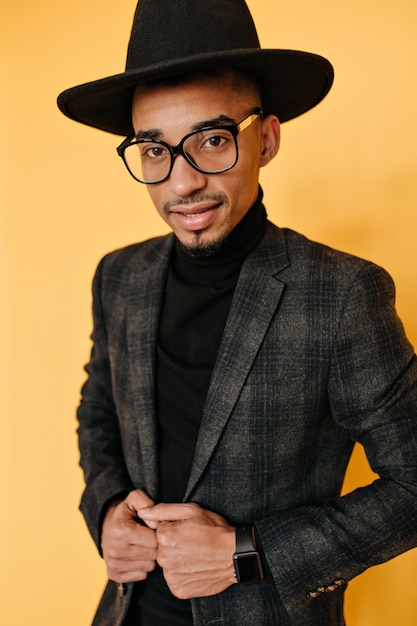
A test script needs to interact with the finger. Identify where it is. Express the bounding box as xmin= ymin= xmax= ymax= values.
xmin=105 ymin=544 xmax=157 ymax=566
xmin=125 ymin=489 xmax=155 ymax=513
xmin=141 ymin=517 xmax=159 ymax=530
xmin=138 ymin=502 xmax=201 ymax=523
xmin=107 ymin=557 xmax=157 ymax=583
xmin=104 ymin=517 xmax=158 ymax=553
